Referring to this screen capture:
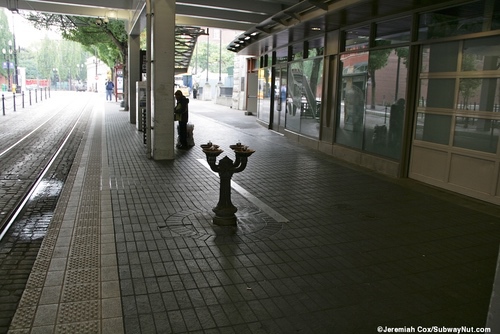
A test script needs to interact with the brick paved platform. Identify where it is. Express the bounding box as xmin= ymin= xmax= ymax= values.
xmin=8 ymin=94 xmax=500 ymax=333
